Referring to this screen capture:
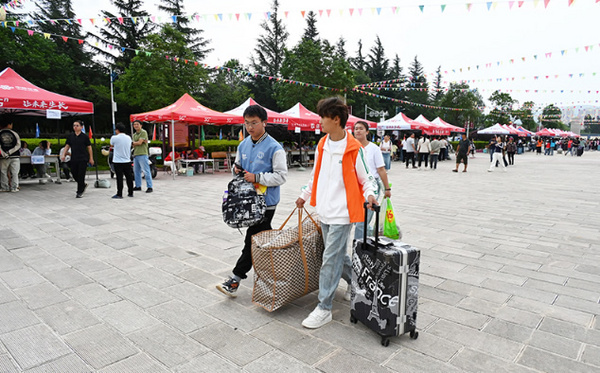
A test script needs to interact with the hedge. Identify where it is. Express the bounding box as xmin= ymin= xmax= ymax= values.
xmin=449 ymin=140 xmax=488 ymax=150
